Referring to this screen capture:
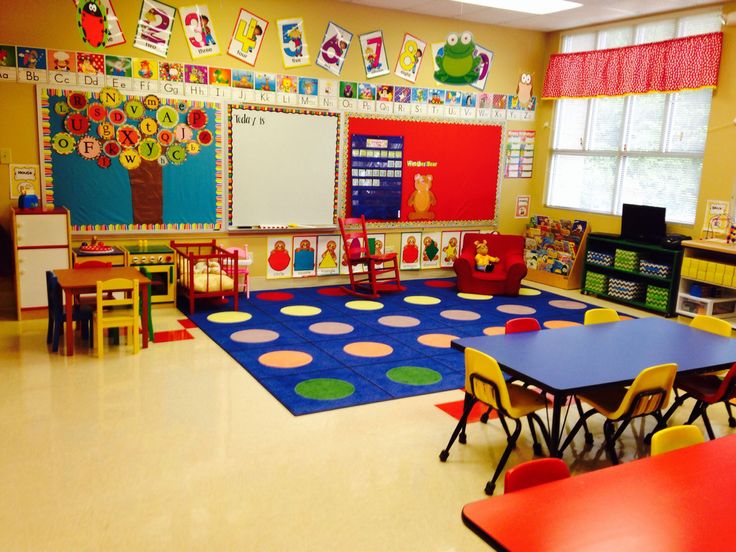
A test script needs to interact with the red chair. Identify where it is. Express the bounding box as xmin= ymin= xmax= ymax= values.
xmin=505 ymin=317 xmax=542 ymax=334
xmin=73 ymin=259 xmax=114 ymax=306
xmin=338 ymin=216 xmax=405 ymax=299
xmin=504 ymin=458 xmax=571 ymax=493
xmin=453 ymin=232 xmax=528 ymax=296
